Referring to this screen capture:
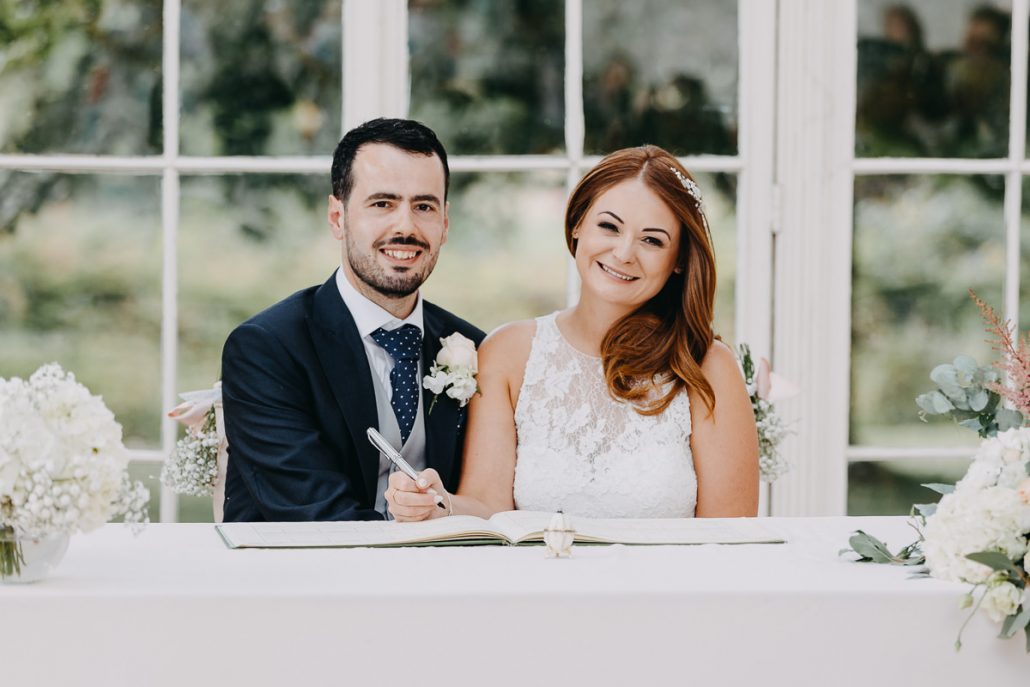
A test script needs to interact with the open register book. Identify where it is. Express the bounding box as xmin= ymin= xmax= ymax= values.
xmin=216 ymin=511 xmax=785 ymax=549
